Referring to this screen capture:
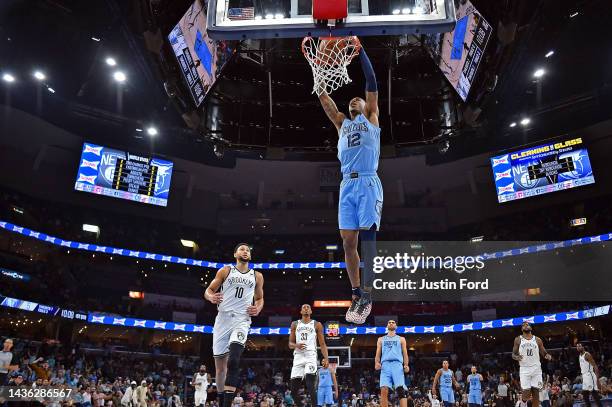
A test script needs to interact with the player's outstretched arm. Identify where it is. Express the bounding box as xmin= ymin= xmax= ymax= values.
xmin=204 ymin=266 xmax=230 ymax=304
xmin=247 ymin=271 xmax=265 ymax=316
xmin=511 ymin=336 xmax=522 ymax=361
xmin=318 ymin=91 xmax=345 ymax=131
xmin=316 ymin=321 xmax=330 ymax=367
xmin=374 ymin=337 xmax=382 ymax=370
xmin=536 ymin=337 xmax=552 ymax=360
xmin=359 ymin=48 xmax=379 ymax=127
